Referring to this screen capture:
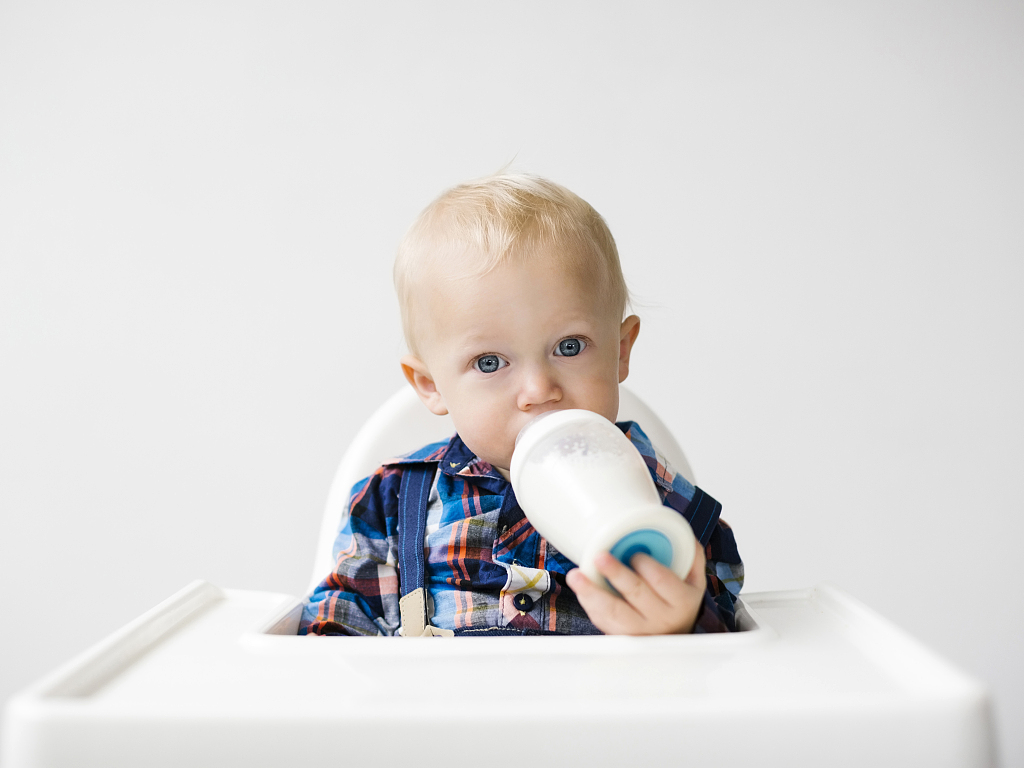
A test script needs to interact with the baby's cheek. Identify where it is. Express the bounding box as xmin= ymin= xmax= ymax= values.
xmin=583 ymin=382 xmax=619 ymax=423
xmin=458 ymin=409 xmax=507 ymax=464
xmin=488 ymin=420 xmax=517 ymax=466
xmin=487 ymin=421 xmax=515 ymax=462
